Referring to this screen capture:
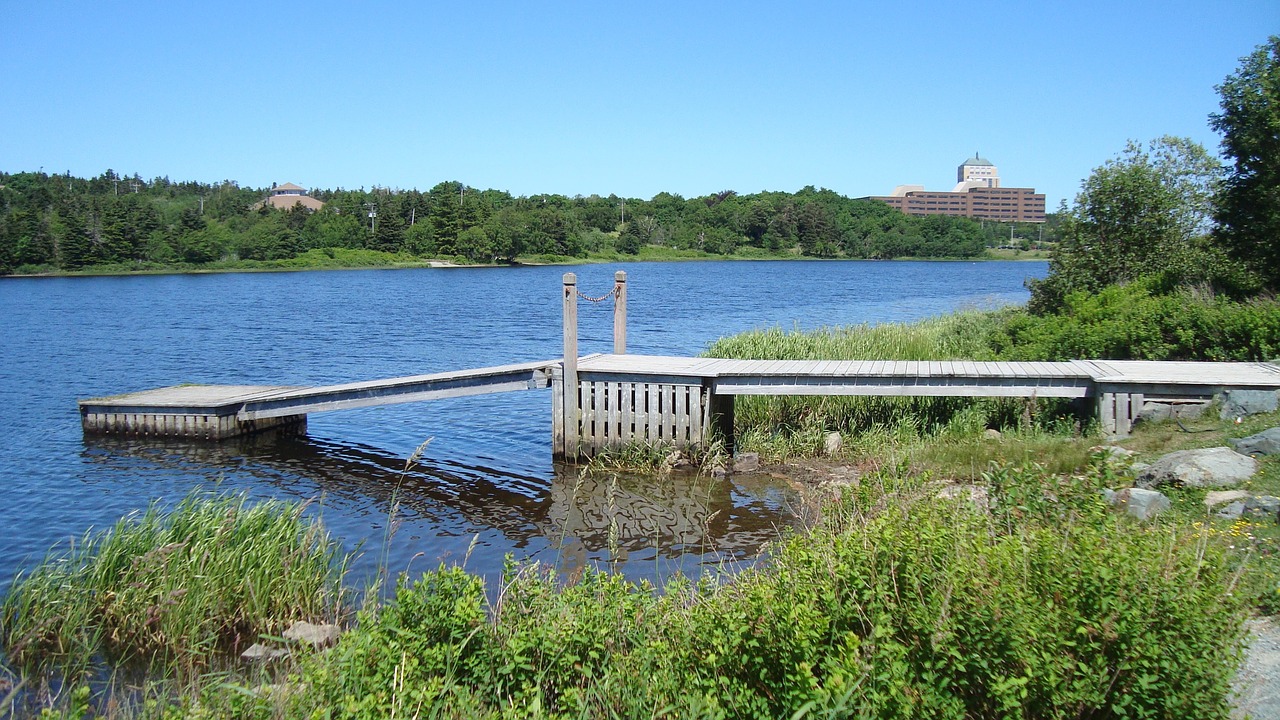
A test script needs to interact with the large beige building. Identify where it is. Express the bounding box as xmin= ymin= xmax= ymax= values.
xmin=867 ymin=155 xmax=1045 ymax=223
